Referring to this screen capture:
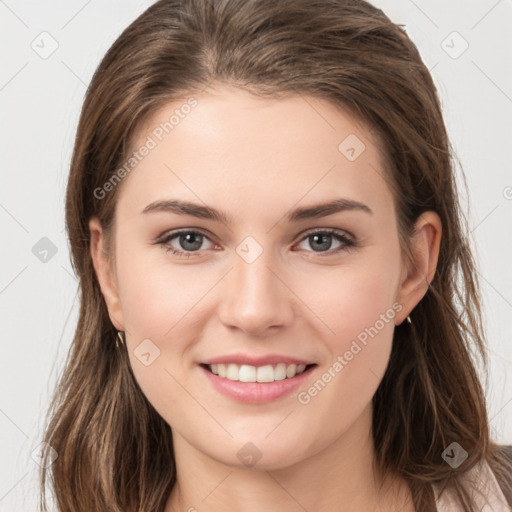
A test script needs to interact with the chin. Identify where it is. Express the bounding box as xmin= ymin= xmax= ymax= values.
xmin=205 ymin=436 xmax=314 ymax=472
